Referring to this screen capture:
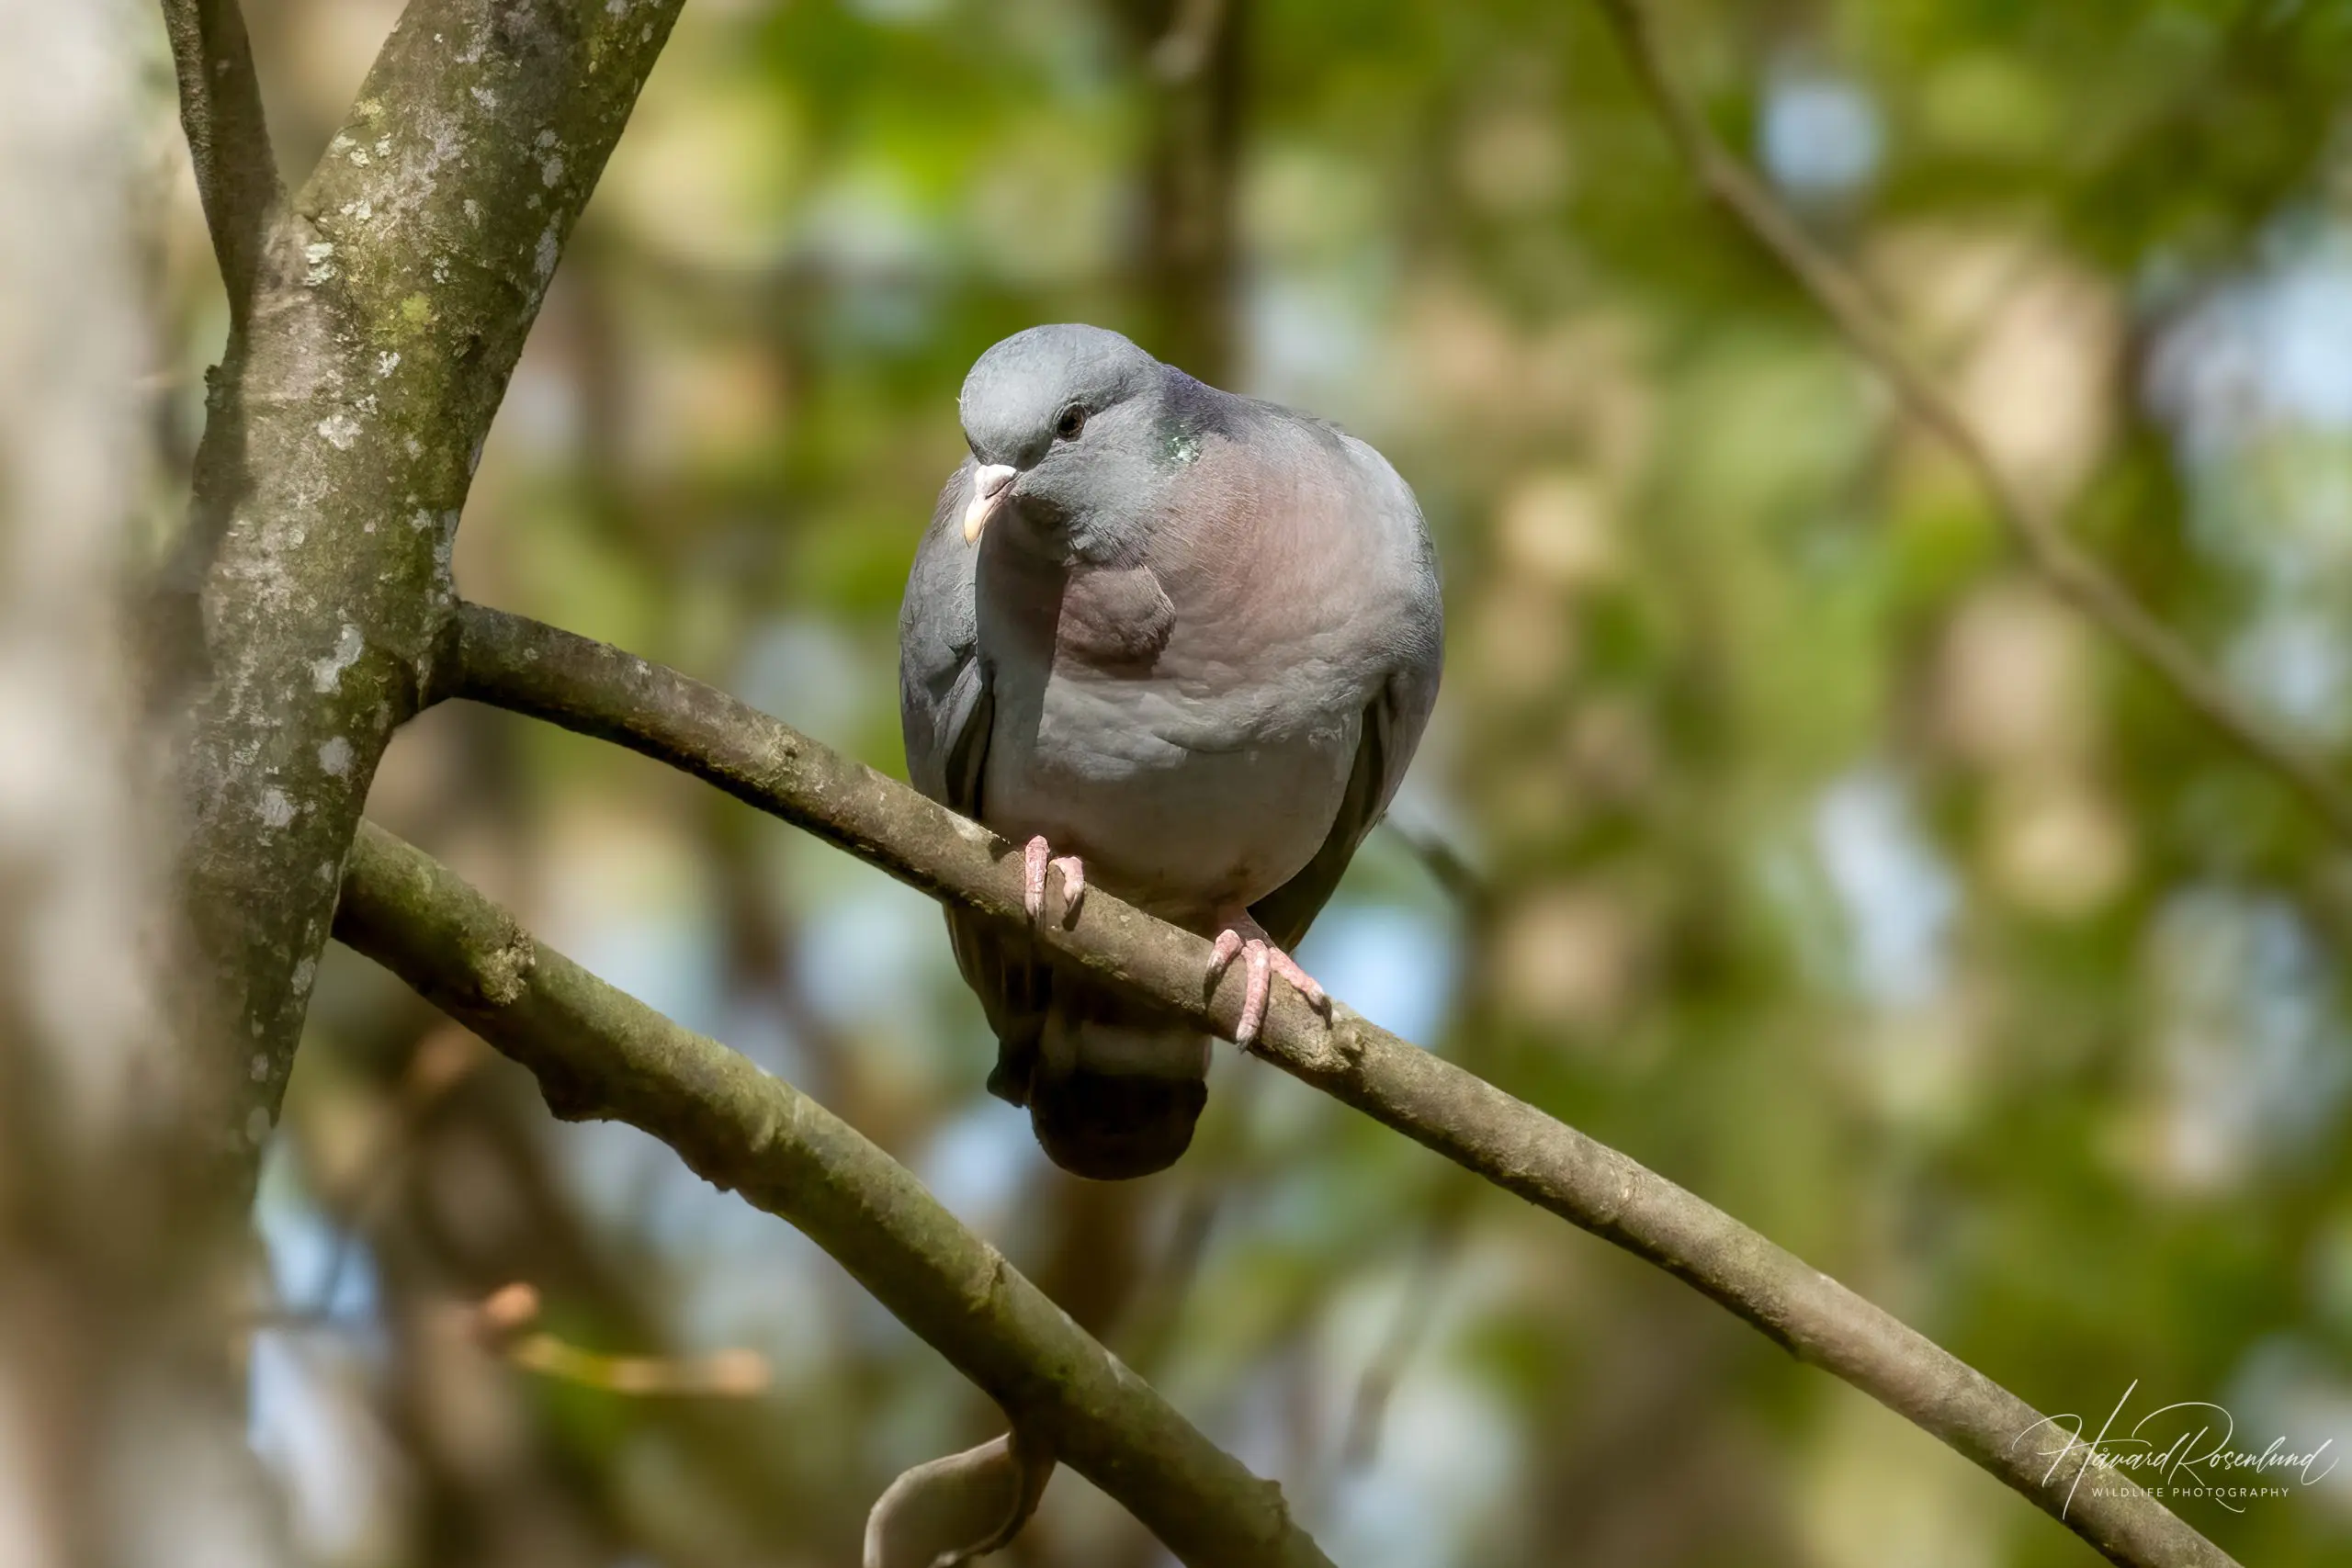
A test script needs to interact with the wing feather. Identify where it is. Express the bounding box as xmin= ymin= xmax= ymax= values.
xmin=899 ymin=460 xmax=1053 ymax=1100
xmin=899 ymin=460 xmax=991 ymax=812
xmin=1248 ymin=437 xmax=1444 ymax=951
